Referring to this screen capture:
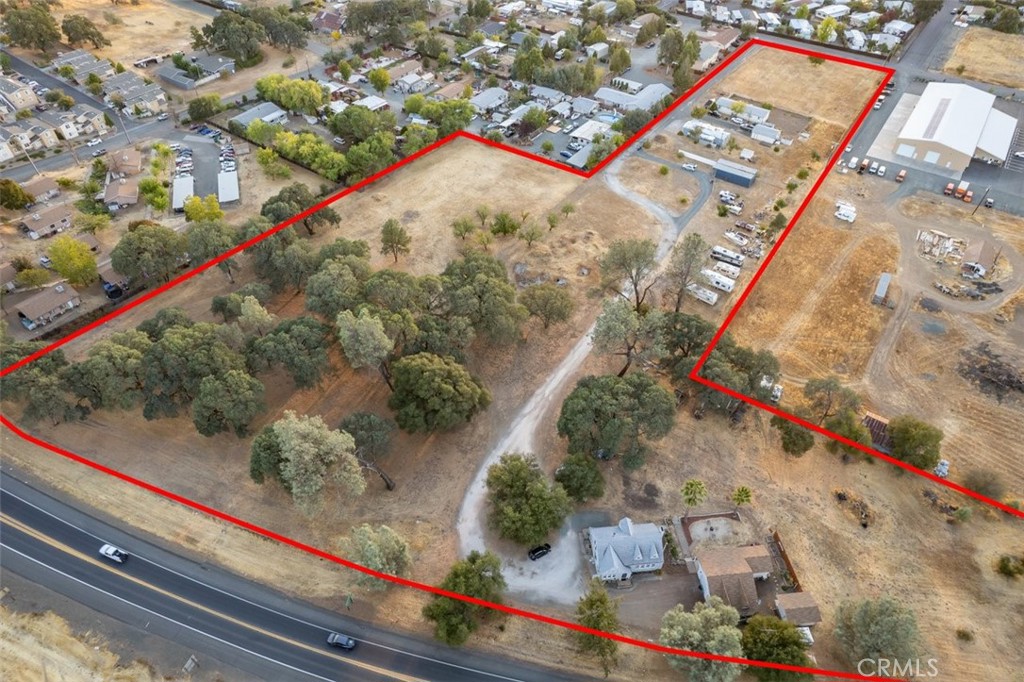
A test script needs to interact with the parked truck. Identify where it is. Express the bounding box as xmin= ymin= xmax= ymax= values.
xmin=963 ymin=189 xmax=974 ymax=203
xmin=943 ymin=182 xmax=954 ymax=195
xmin=954 ymin=181 xmax=969 ymax=199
